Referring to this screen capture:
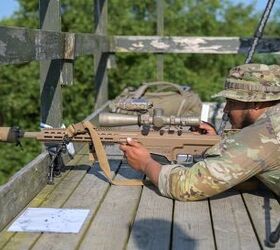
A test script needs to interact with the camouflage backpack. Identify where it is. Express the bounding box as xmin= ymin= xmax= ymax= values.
xmin=109 ymin=81 xmax=202 ymax=116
